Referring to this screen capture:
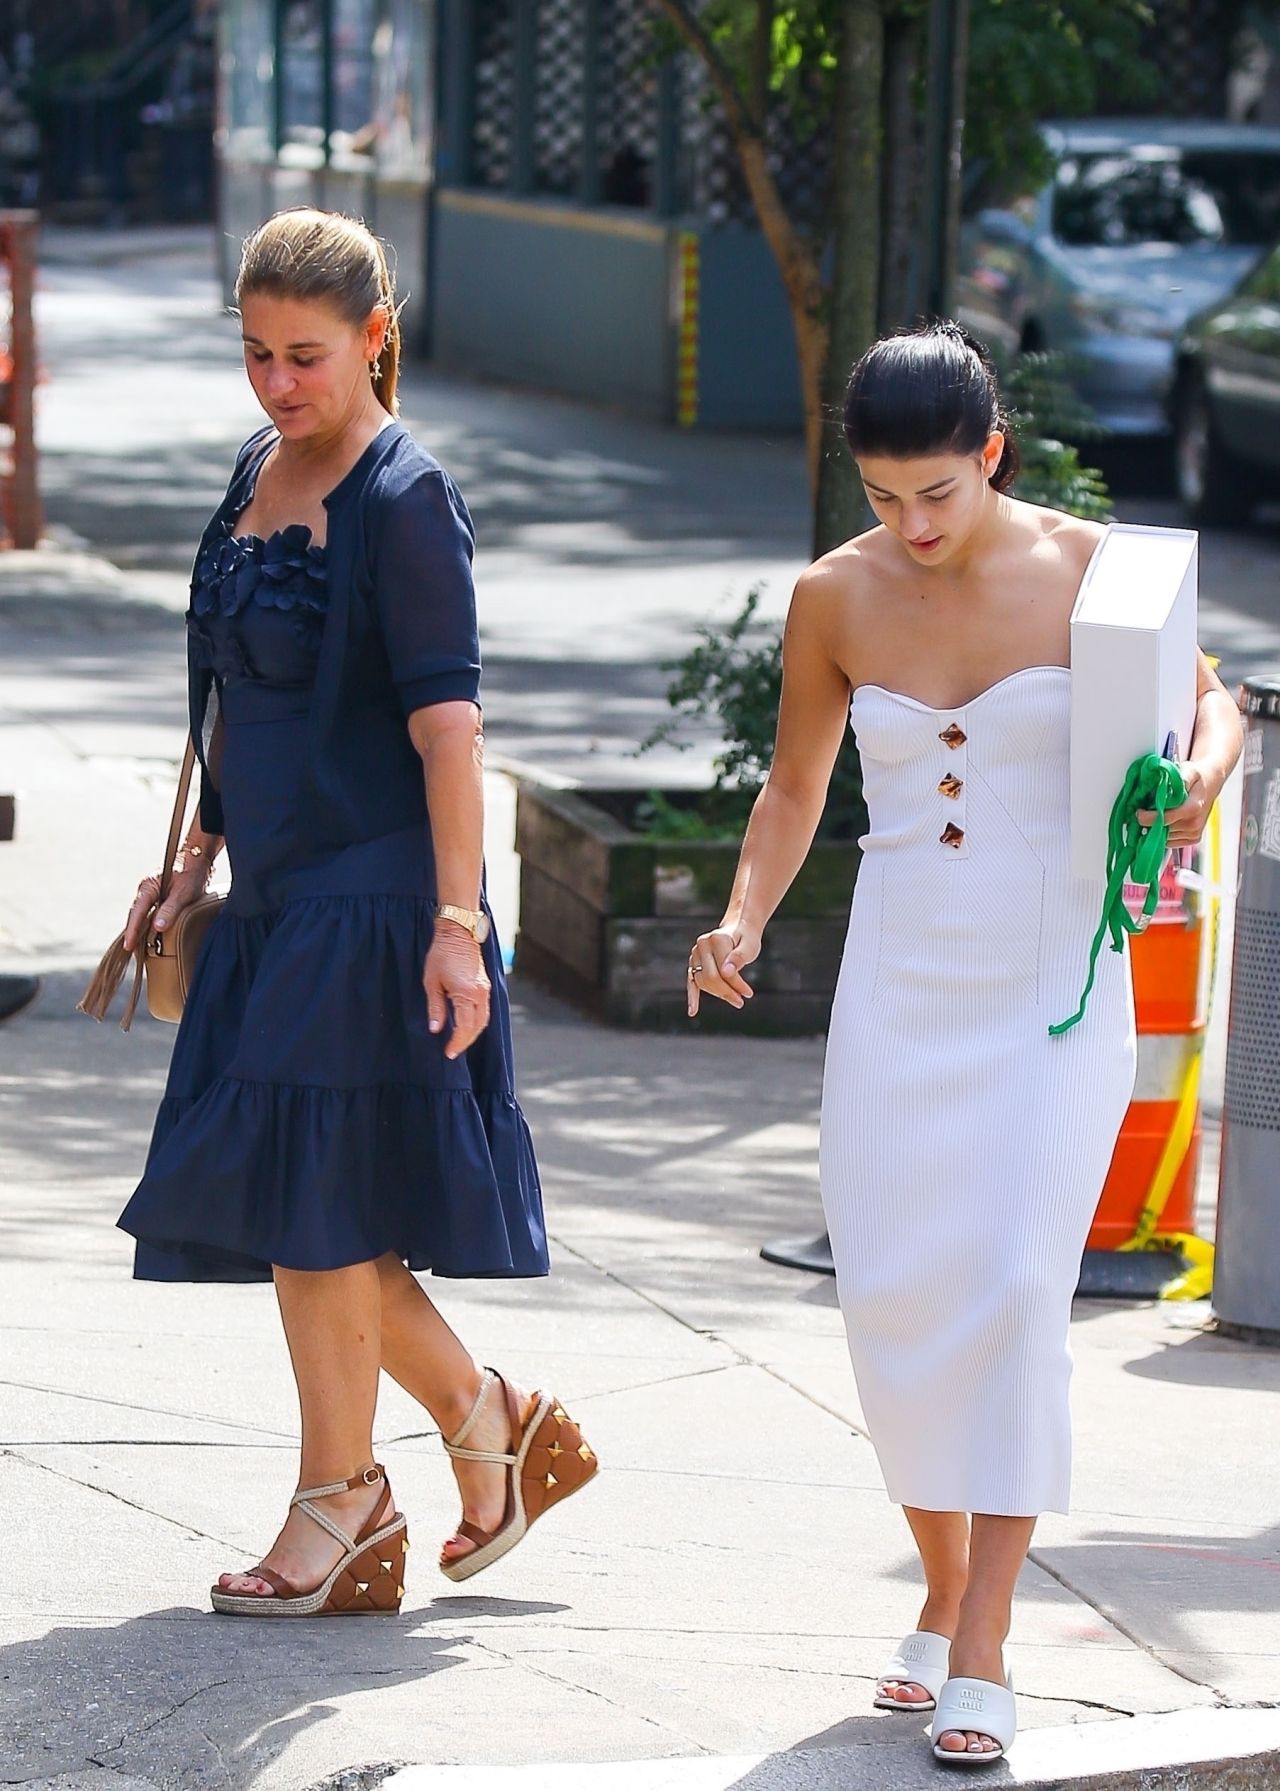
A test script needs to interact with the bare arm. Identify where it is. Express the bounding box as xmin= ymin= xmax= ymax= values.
xmin=1140 ymin=650 xmax=1244 ymax=844
xmin=409 ymin=699 xmax=492 ymax=1059
xmin=689 ymin=566 xmax=852 ymax=1015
